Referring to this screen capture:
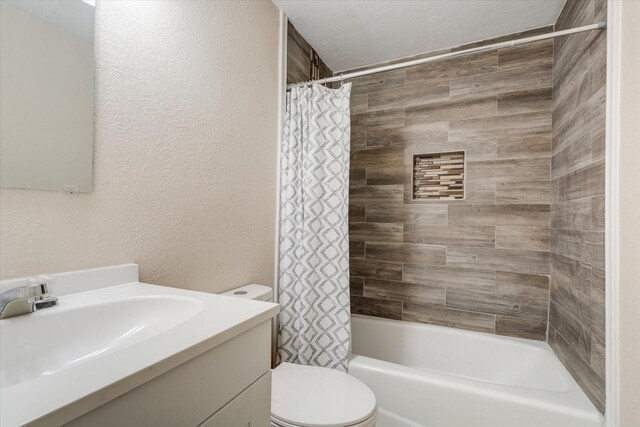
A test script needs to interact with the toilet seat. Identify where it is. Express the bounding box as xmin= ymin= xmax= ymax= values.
xmin=271 ymin=411 xmax=377 ymax=427
xmin=271 ymin=362 xmax=377 ymax=427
